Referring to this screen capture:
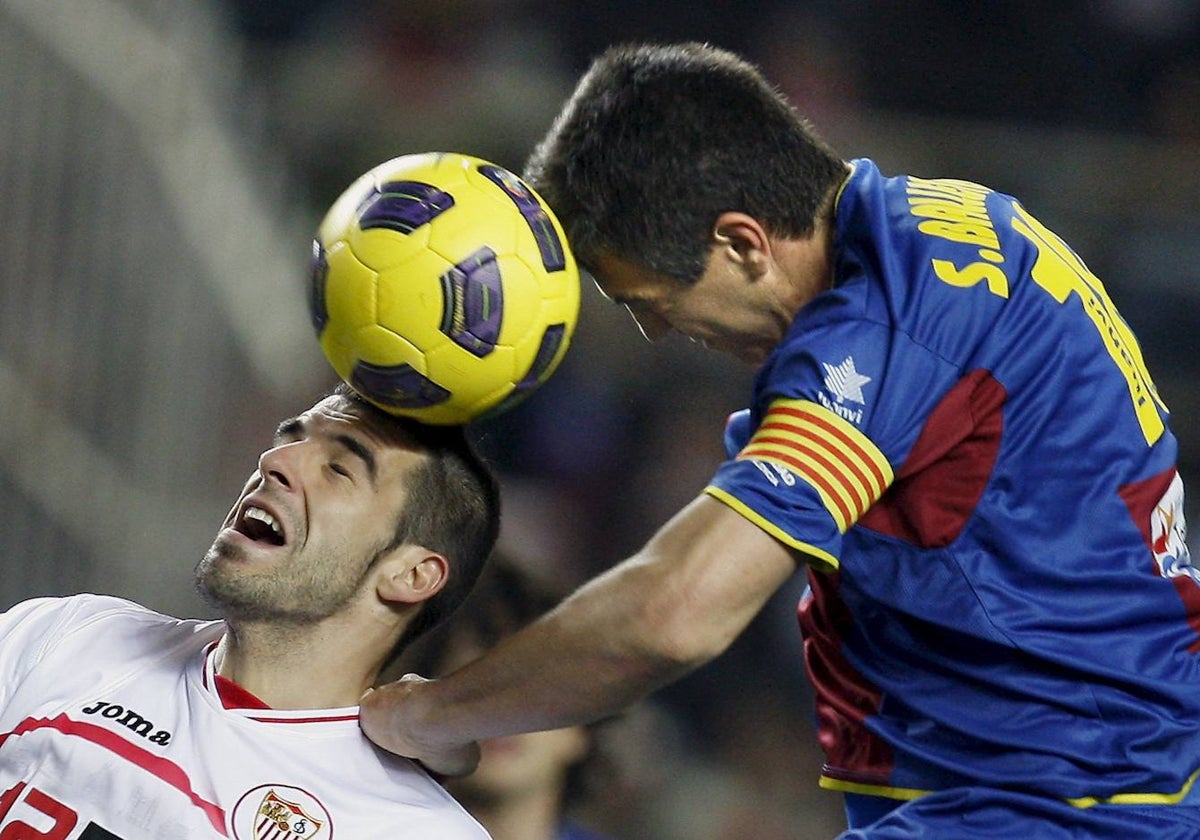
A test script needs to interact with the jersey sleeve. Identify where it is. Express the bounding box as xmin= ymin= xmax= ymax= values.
xmin=707 ymin=397 xmax=893 ymax=570
xmin=0 ymin=597 xmax=93 ymax=707
xmin=706 ymin=298 xmax=966 ymax=569
xmin=0 ymin=594 xmax=199 ymax=712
